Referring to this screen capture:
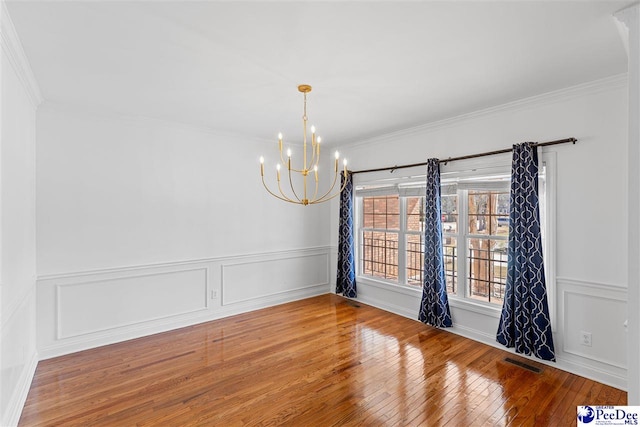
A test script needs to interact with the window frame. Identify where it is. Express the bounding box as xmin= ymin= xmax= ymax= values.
xmin=447 ymin=185 xmax=511 ymax=306
xmin=353 ymin=152 xmax=556 ymax=326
